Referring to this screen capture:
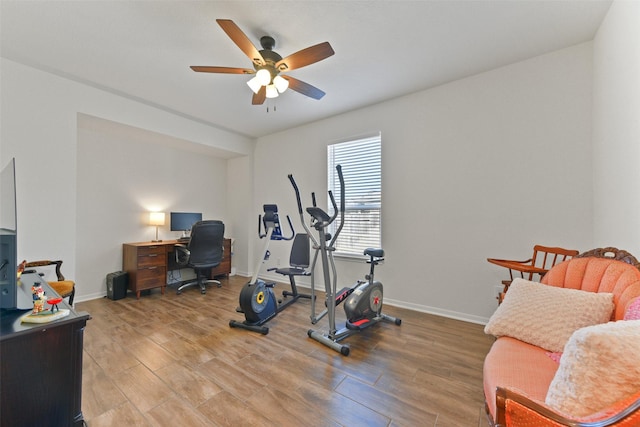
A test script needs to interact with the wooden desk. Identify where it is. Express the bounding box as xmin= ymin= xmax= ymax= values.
xmin=1 ymin=273 xmax=90 ymax=426
xmin=123 ymin=238 xmax=231 ymax=298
